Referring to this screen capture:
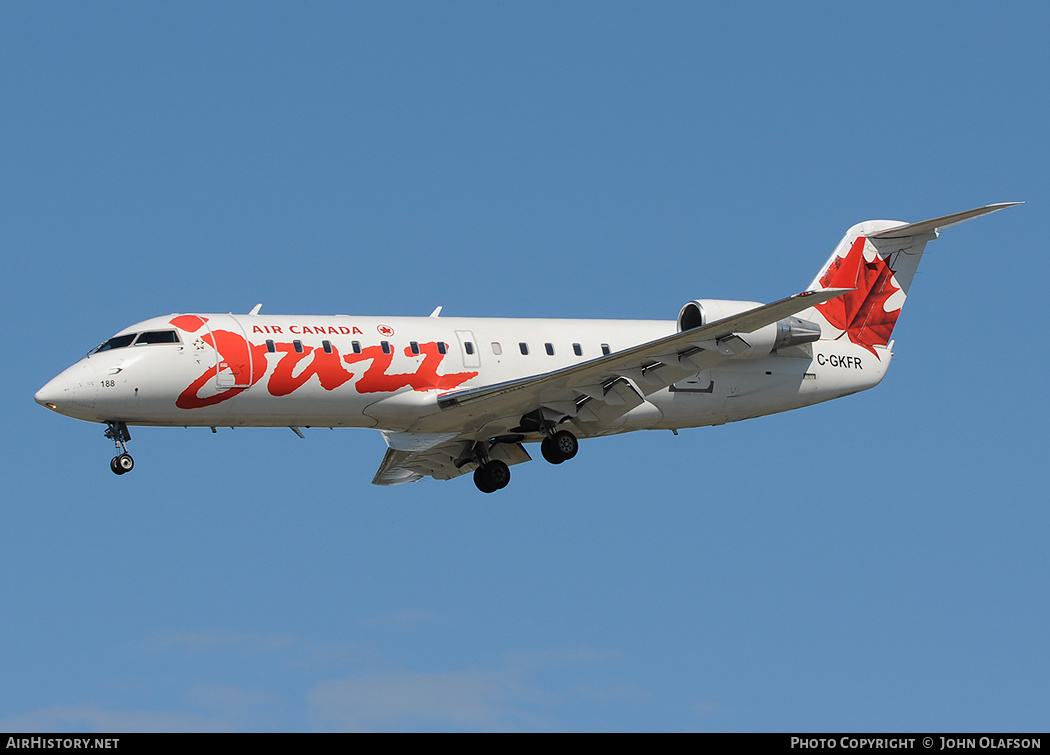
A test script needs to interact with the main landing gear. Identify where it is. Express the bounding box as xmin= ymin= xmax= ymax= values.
xmin=471 ymin=429 xmax=581 ymax=493
xmin=104 ymin=421 xmax=134 ymax=475
xmin=540 ymin=429 xmax=578 ymax=465
xmin=469 ymin=438 xmax=514 ymax=494
xmin=474 ymin=459 xmax=510 ymax=494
